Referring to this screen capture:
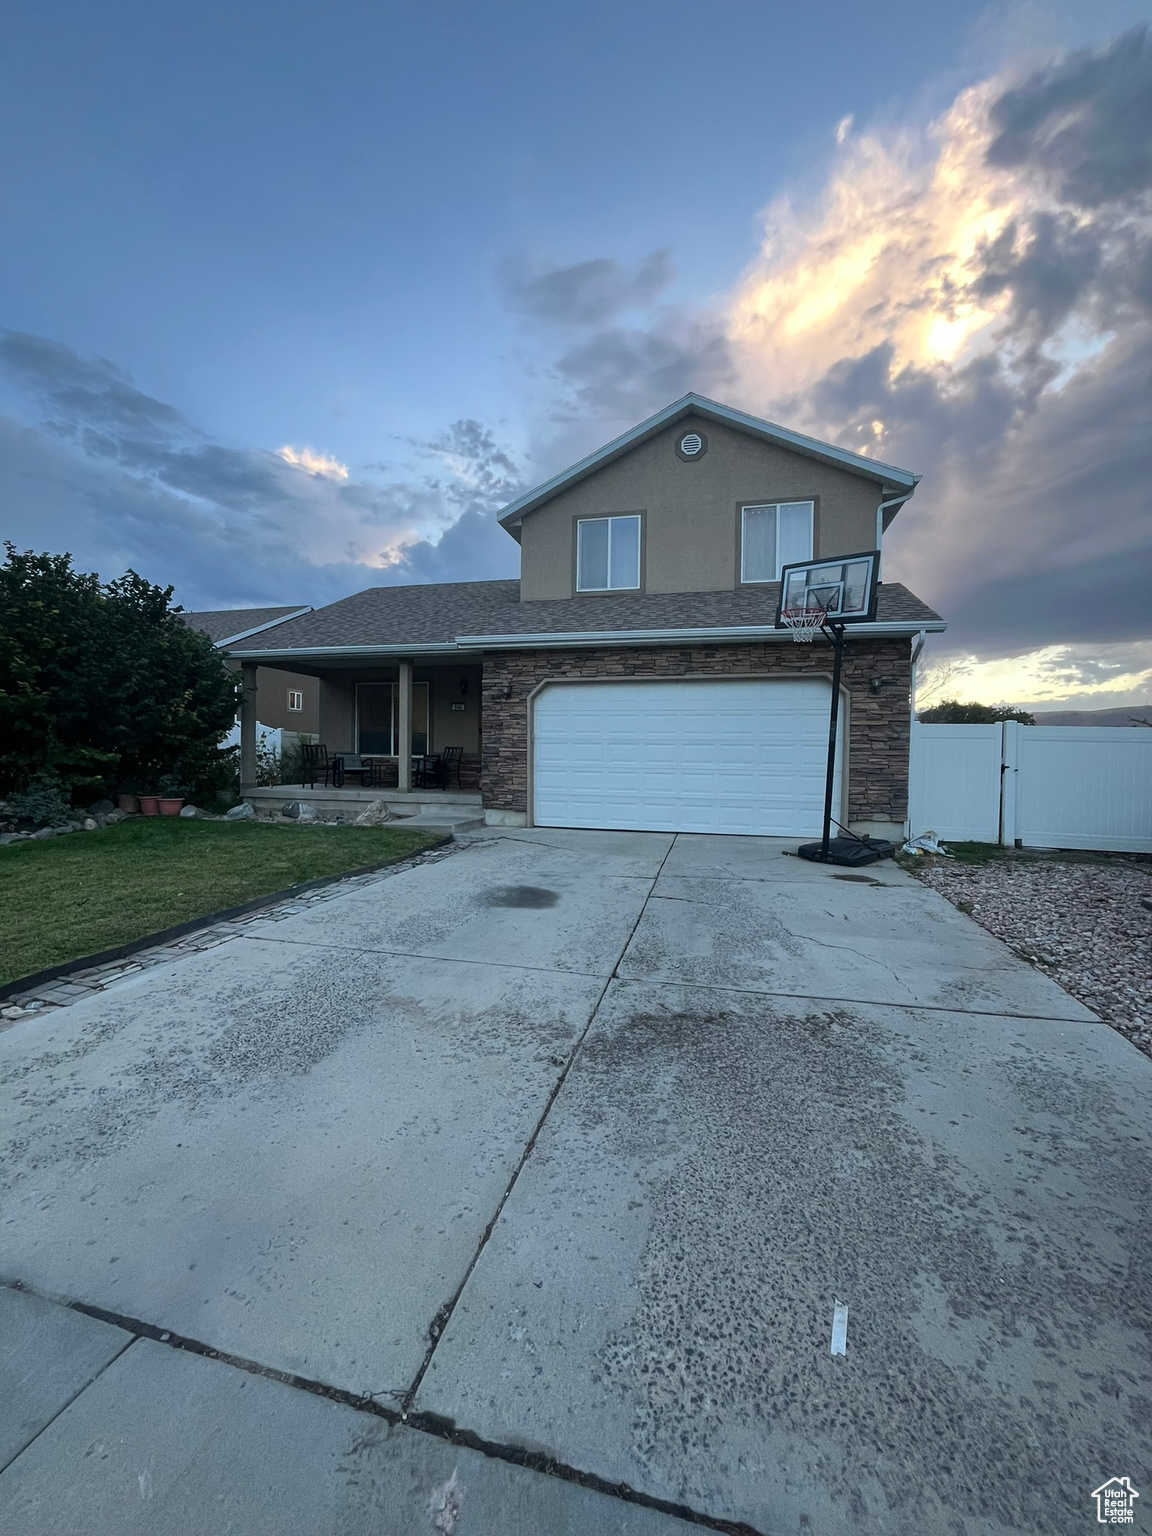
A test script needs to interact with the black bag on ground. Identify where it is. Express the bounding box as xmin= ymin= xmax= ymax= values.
xmin=796 ymin=837 xmax=896 ymax=866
